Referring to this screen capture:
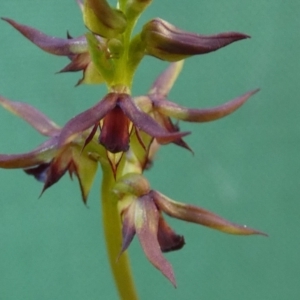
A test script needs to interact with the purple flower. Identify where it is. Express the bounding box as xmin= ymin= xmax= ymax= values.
xmin=0 ymin=96 xmax=99 ymax=203
xmin=115 ymin=173 xmax=266 ymax=286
